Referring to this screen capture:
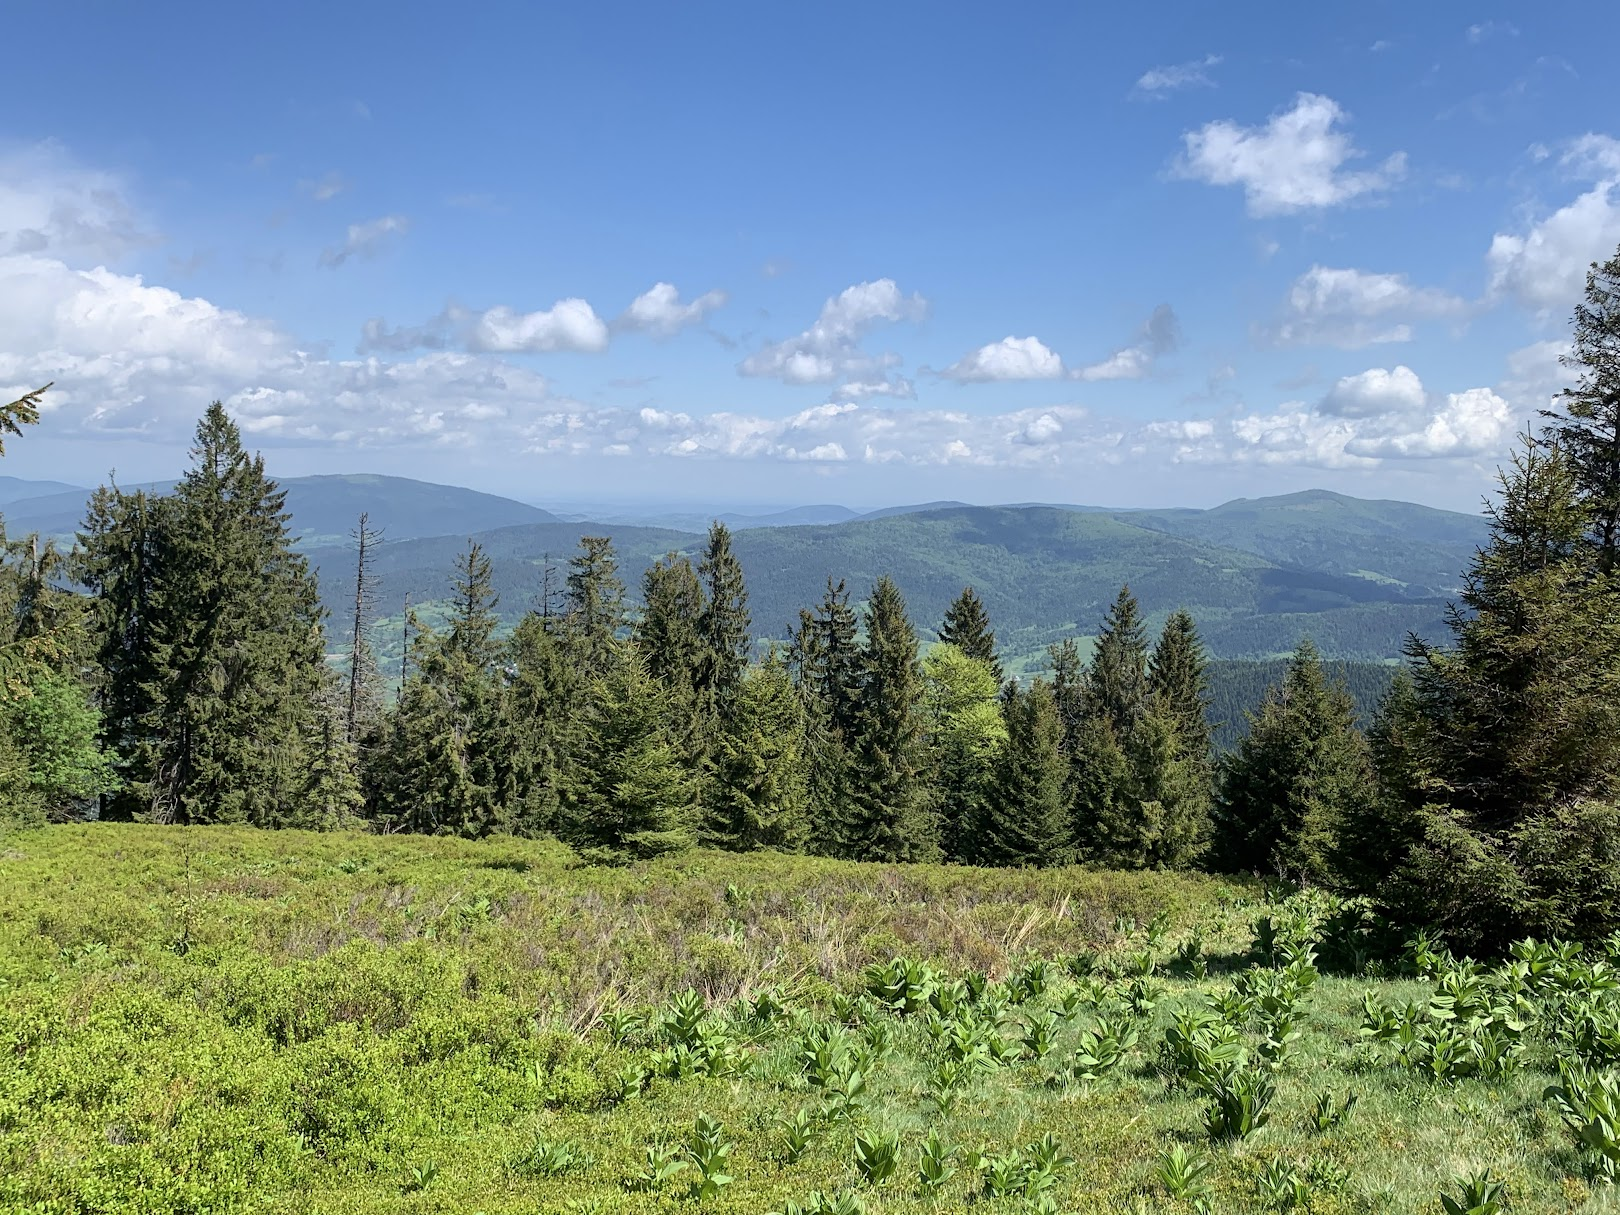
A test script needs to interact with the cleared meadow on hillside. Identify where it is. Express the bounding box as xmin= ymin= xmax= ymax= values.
xmin=0 ymin=827 xmax=1611 ymax=1213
